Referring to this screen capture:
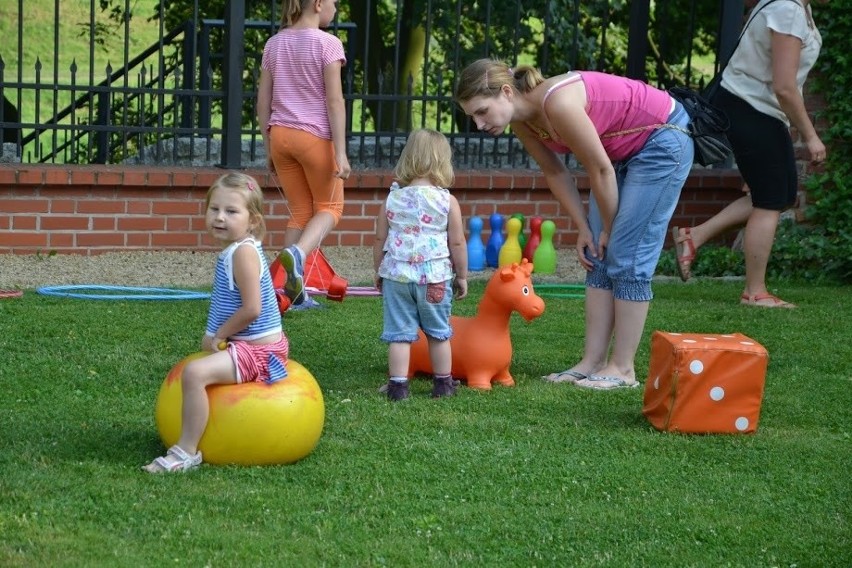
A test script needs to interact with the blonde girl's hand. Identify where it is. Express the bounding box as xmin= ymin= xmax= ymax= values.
xmin=374 ymin=275 xmax=383 ymax=293
xmin=335 ymin=154 xmax=351 ymax=180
